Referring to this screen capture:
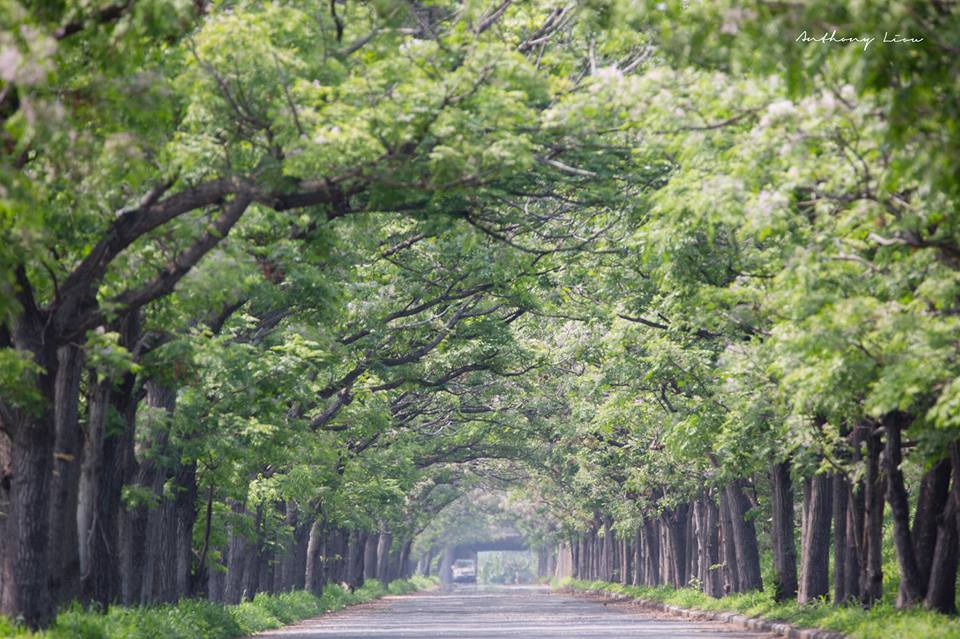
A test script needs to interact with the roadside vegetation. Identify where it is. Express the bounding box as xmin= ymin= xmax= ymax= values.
xmin=562 ymin=578 xmax=960 ymax=639
xmin=0 ymin=578 xmax=435 ymax=639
